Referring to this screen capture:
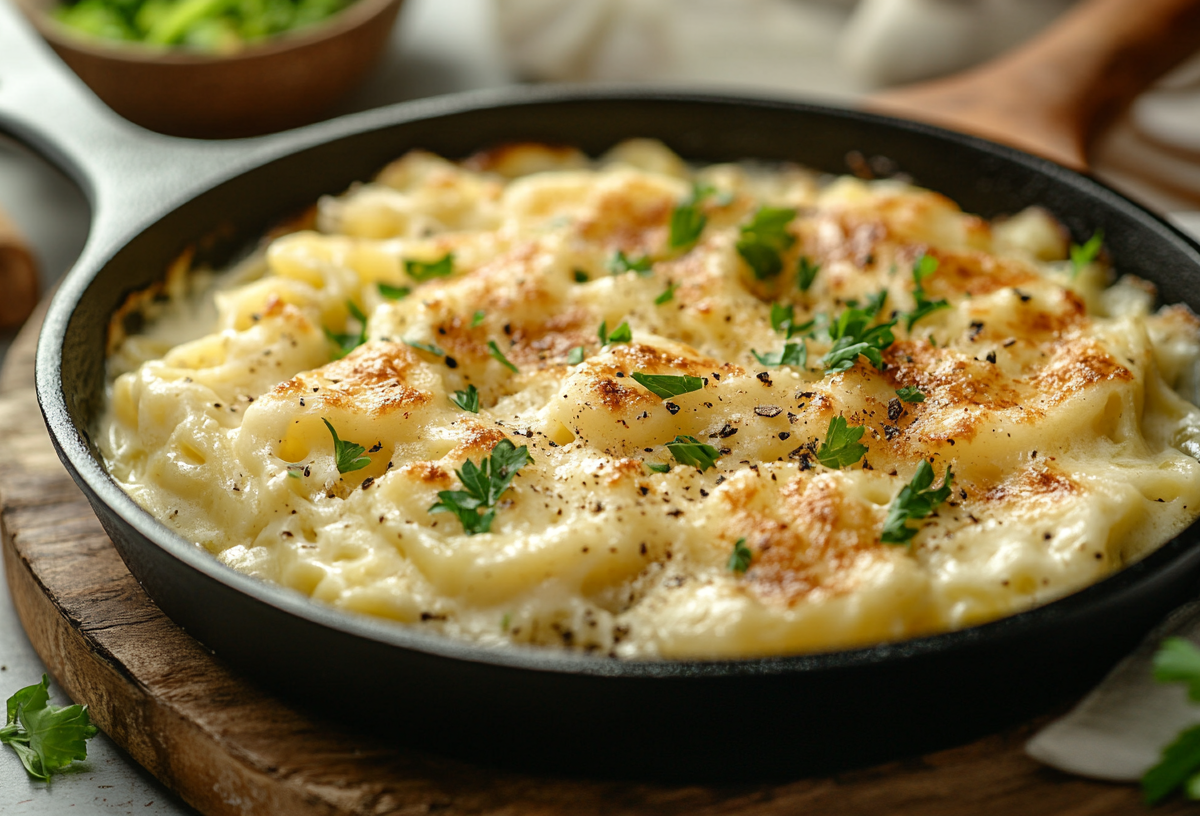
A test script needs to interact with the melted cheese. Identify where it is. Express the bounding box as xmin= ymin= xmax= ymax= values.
xmin=99 ymin=140 xmax=1200 ymax=659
